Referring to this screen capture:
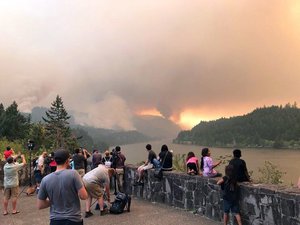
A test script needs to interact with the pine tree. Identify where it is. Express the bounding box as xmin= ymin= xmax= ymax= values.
xmin=0 ymin=101 xmax=30 ymax=140
xmin=43 ymin=95 xmax=74 ymax=149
